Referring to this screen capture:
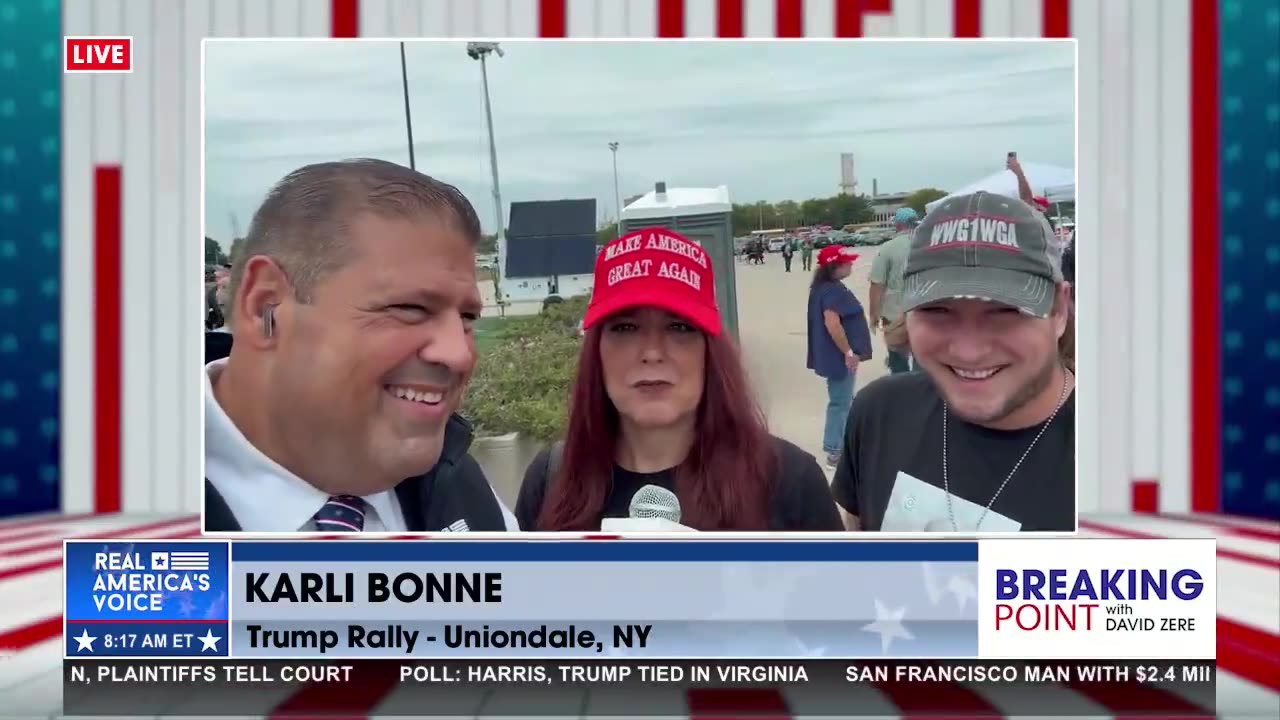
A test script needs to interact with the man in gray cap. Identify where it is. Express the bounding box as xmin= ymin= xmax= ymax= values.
xmin=831 ymin=192 xmax=1075 ymax=532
